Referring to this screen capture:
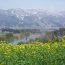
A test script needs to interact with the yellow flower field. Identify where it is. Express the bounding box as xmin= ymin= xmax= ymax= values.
xmin=0 ymin=41 xmax=65 ymax=65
